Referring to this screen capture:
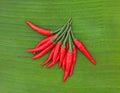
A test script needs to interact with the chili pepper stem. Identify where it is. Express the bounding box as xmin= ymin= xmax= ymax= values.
xmin=70 ymin=31 xmax=96 ymax=65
